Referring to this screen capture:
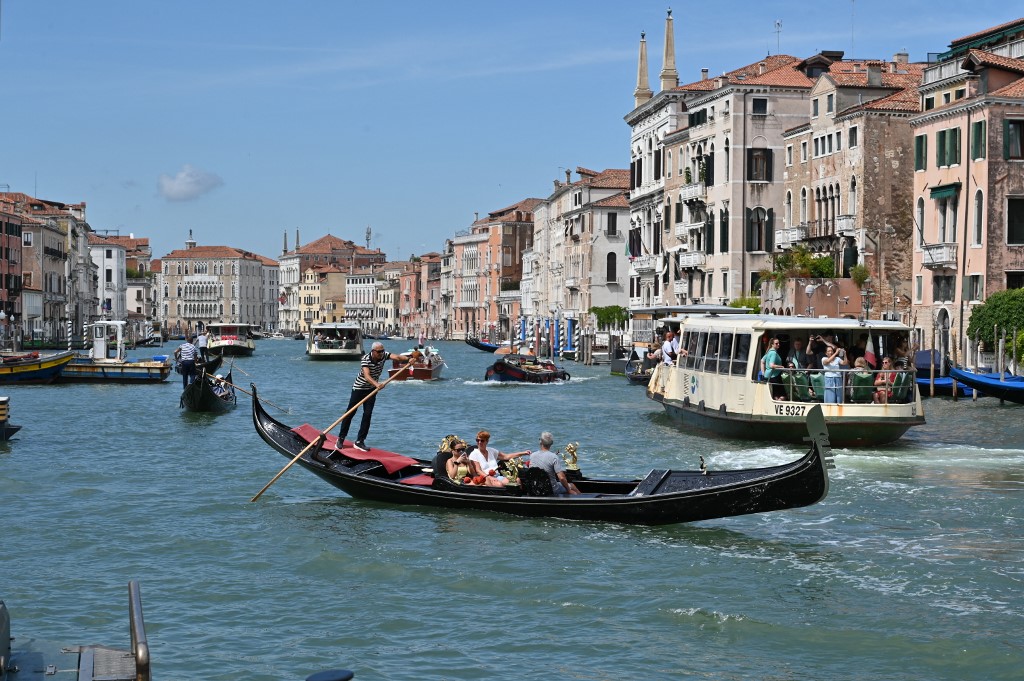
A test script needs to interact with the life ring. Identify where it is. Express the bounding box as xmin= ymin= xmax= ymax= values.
xmin=562 ymin=372 xmax=571 ymax=380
